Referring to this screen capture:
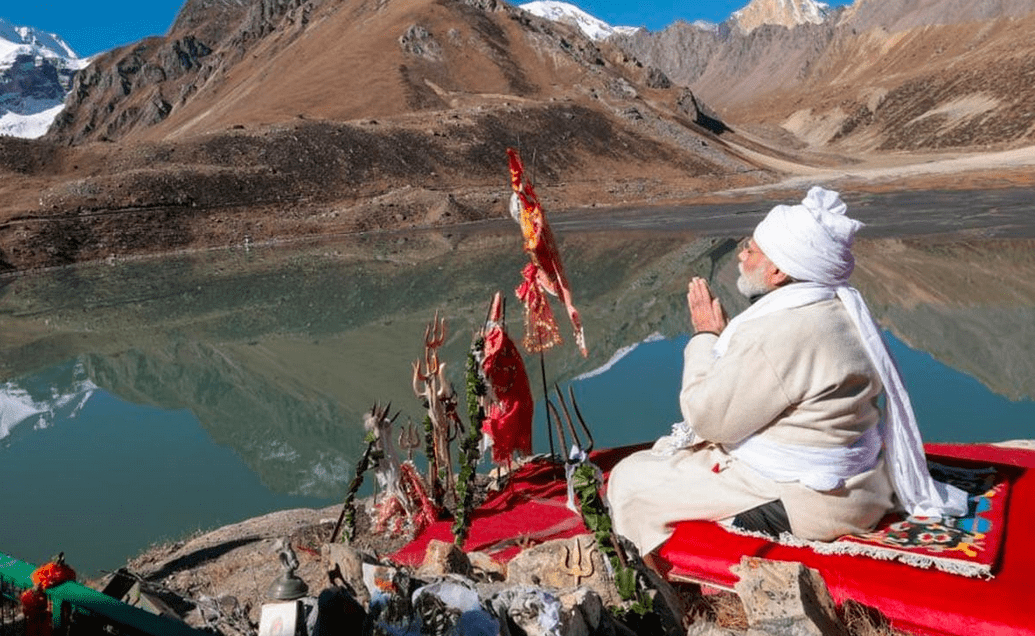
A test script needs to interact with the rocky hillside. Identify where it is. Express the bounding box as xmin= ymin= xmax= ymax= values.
xmin=618 ymin=0 xmax=1035 ymax=153
xmin=44 ymin=0 xmax=734 ymax=146
xmin=0 ymin=0 xmax=775 ymax=272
